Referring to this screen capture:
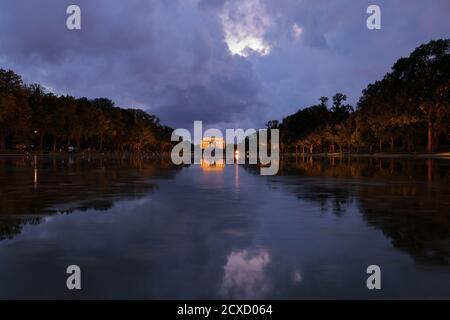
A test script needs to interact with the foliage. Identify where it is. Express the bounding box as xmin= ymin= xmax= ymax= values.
xmin=278 ymin=39 xmax=450 ymax=153
xmin=0 ymin=69 xmax=172 ymax=152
